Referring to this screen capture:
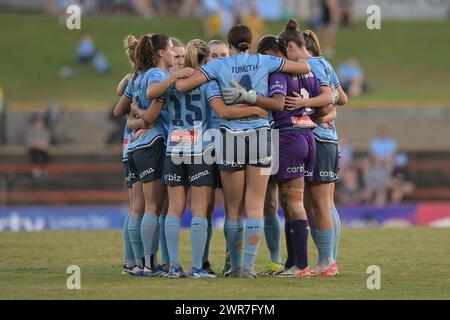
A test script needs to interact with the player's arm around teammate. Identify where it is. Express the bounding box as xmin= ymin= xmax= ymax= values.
xmin=169 ymin=25 xmax=313 ymax=279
